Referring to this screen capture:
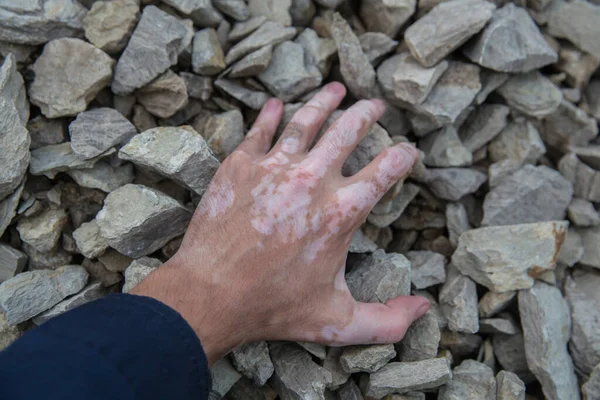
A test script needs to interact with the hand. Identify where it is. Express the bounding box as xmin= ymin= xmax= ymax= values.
xmin=132 ymin=82 xmax=430 ymax=365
